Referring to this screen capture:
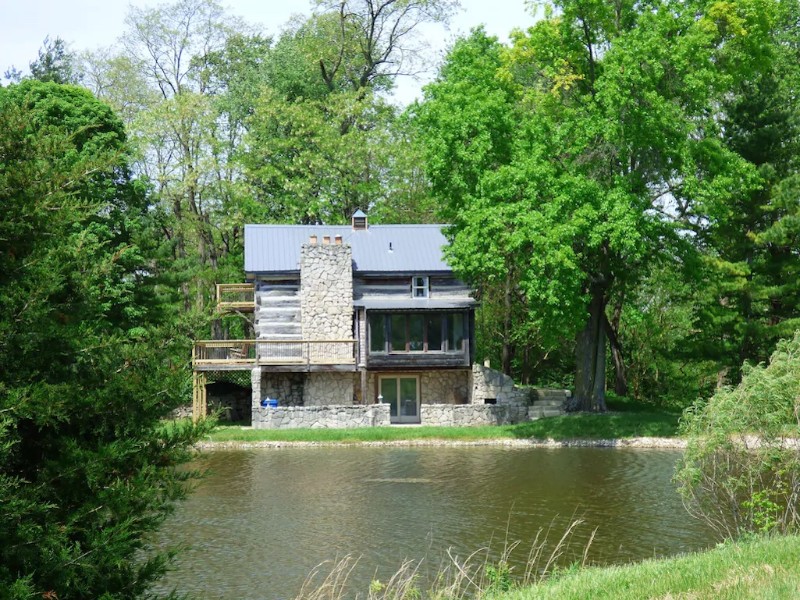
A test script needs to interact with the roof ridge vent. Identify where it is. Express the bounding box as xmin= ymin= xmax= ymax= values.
xmin=352 ymin=209 xmax=368 ymax=231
